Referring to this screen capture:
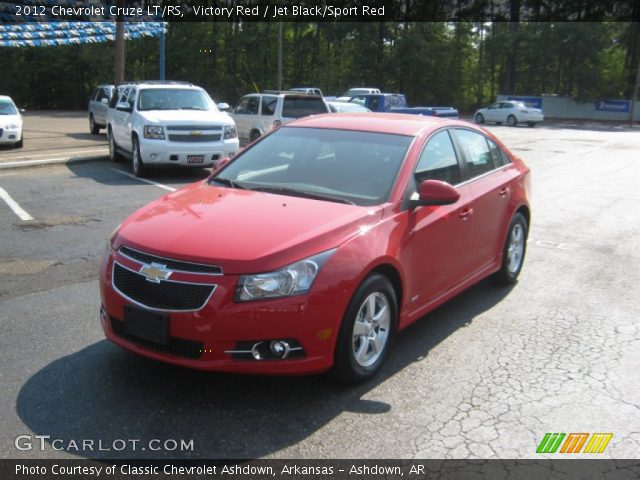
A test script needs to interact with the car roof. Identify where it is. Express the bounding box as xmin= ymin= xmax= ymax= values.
xmin=288 ymin=113 xmax=465 ymax=136
xmin=0 ymin=95 xmax=15 ymax=101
